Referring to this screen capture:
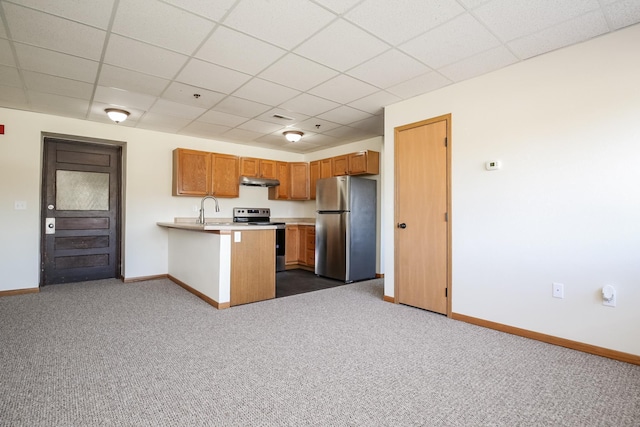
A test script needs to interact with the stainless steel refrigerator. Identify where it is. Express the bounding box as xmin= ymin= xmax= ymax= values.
xmin=315 ymin=176 xmax=376 ymax=282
